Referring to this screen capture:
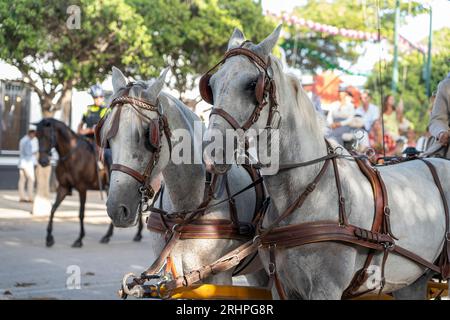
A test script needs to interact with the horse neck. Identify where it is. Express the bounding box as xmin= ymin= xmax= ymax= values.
xmin=160 ymin=97 xmax=206 ymax=211
xmin=55 ymin=124 xmax=77 ymax=158
xmin=263 ymin=79 xmax=329 ymax=216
